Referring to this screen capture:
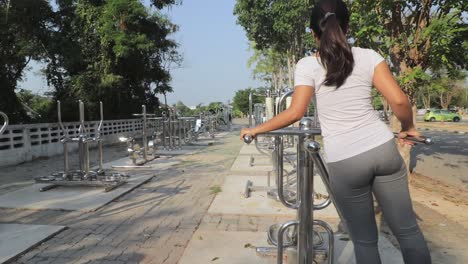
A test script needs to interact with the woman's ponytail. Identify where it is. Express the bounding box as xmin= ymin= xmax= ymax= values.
xmin=310 ymin=0 xmax=354 ymax=88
